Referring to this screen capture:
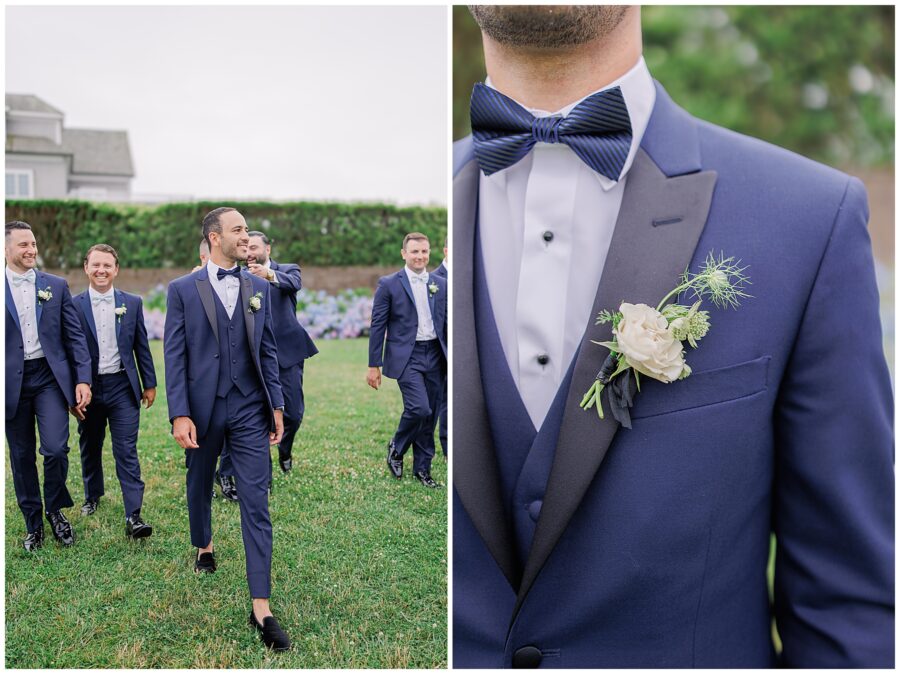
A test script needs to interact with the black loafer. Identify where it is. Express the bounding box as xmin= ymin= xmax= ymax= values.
xmin=386 ymin=441 xmax=403 ymax=479
xmin=194 ymin=550 xmax=216 ymax=573
xmin=126 ymin=513 xmax=153 ymax=539
xmin=81 ymin=499 xmax=99 ymax=516
xmin=249 ymin=611 xmax=291 ymax=651
xmin=279 ymin=456 xmax=293 ymax=473
xmin=217 ymin=472 xmax=239 ymax=502
xmin=23 ymin=526 xmax=44 ymax=552
xmin=46 ymin=510 xmax=75 ymax=546
xmin=415 ymin=471 xmax=441 ymax=489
